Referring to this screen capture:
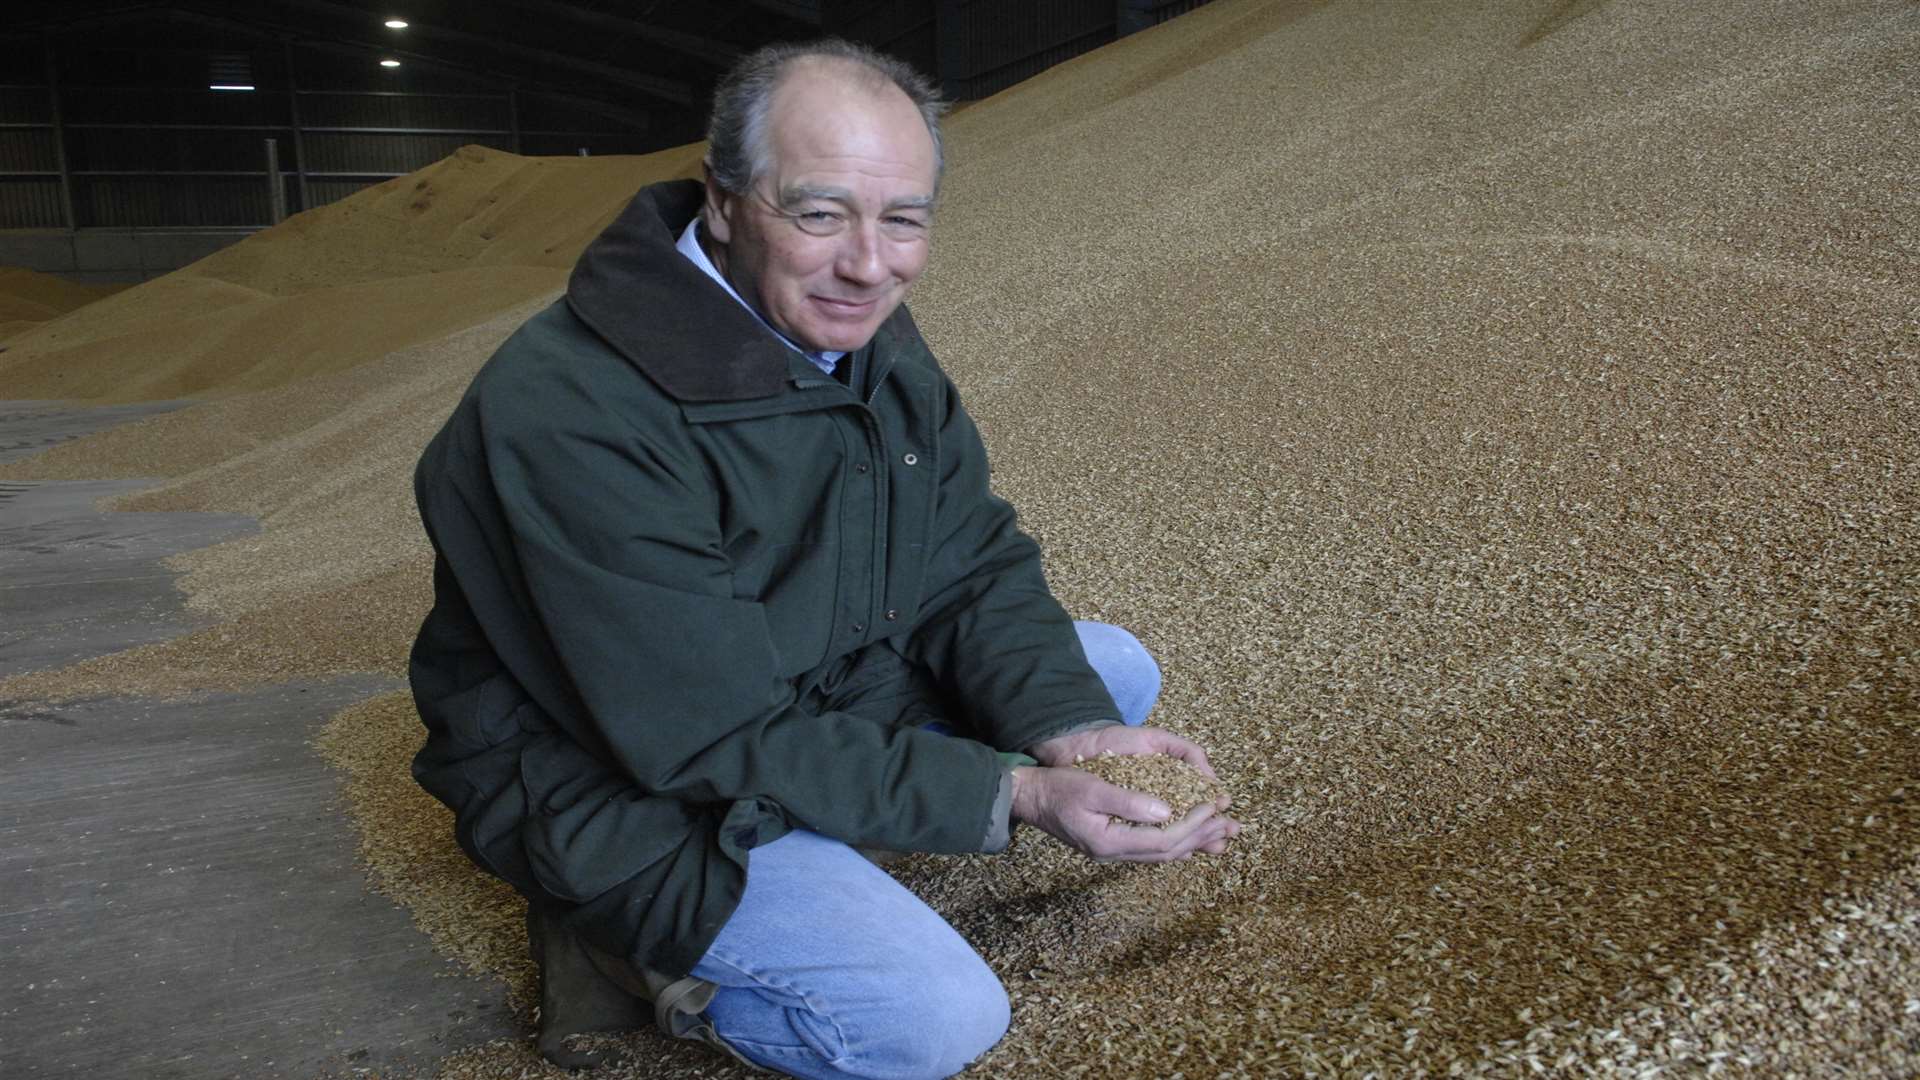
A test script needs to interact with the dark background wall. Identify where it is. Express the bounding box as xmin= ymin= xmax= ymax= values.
xmin=1 ymin=0 xmax=1212 ymax=281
